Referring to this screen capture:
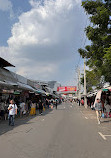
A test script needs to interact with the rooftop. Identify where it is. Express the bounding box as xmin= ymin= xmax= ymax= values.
xmin=0 ymin=57 xmax=15 ymax=68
